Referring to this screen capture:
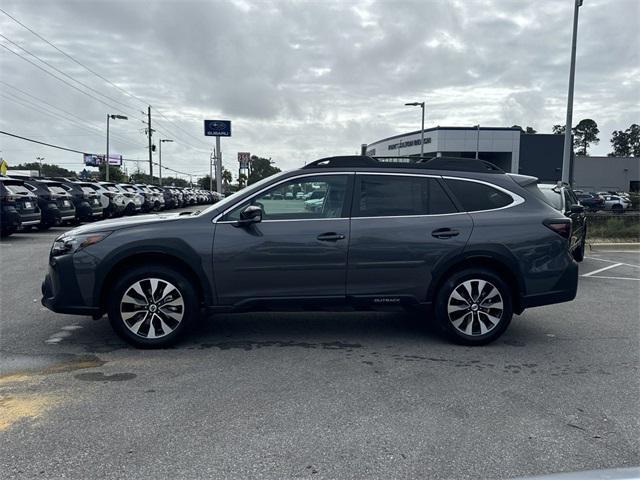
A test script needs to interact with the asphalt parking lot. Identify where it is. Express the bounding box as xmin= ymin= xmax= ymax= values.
xmin=1 ymin=215 xmax=638 ymax=480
